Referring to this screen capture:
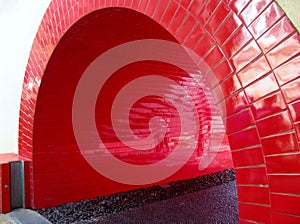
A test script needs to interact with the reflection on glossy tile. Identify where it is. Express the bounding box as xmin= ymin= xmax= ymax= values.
xmin=237 ymin=56 xmax=270 ymax=87
xmin=214 ymin=13 xmax=242 ymax=46
xmin=229 ymin=0 xmax=250 ymax=14
xmin=267 ymin=32 xmax=300 ymax=68
xmin=197 ymin=0 xmax=220 ymax=25
xmin=245 ymin=73 xmax=278 ymax=103
xmin=221 ymin=74 xmax=241 ymax=98
xmin=239 ymin=0 xmax=272 ymax=26
xmin=258 ymin=16 xmax=295 ymax=53
xmin=225 ymin=90 xmax=248 ymax=116
xmin=205 ymin=2 xmax=230 ymax=34
xmin=256 ymin=110 xmax=292 ymax=137
xmin=261 ymin=132 xmax=299 ymax=155
xmin=248 ymin=2 xmax=283 ymax=39
xmin=282 ymin=77 xmax=300 ymax=103
xmin=231 ymin=40 xmax=261 ymax=72
xmin=222 ymin=26 xmax=252 ymax=58
xmin=251 ymin=91 xmax=286 ymax=120
xmin=274 ymin=56 xmax=300 ymax=86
